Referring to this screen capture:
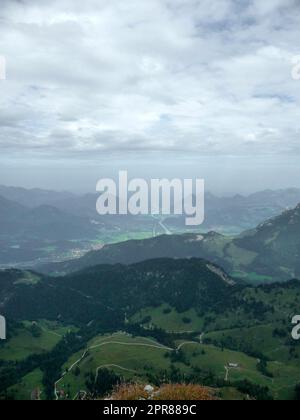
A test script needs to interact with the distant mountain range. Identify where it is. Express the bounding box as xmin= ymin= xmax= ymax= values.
xmin=2 ymin=185 xmax=300 ymax=230
xmin=1 ymin=184 xmax=300 ymax=271
xmin=0 ymin=185 xmax=136 ymax=221
xmin=0 ymin=195 xmax=97 ymax=241
xmin=41 ymin=203 xmax=300 ymax=283
xmin=167 ymin=189 xmax=300 ymax=233
xmin=0 ymin=185 xmax=75 ymax=209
